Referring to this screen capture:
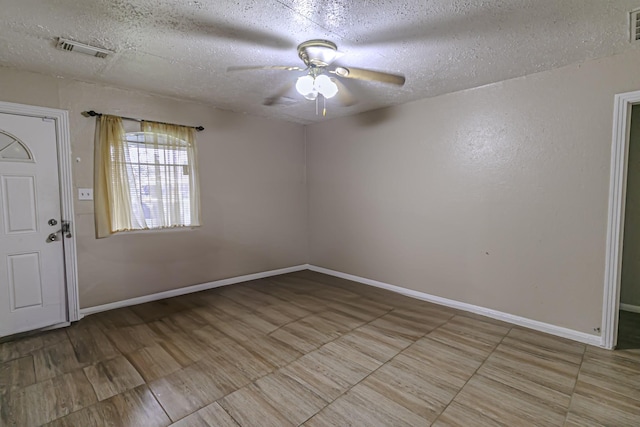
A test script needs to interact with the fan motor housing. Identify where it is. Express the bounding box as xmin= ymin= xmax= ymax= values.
xmin=297 ymin=39 xmax=338 ymax=67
